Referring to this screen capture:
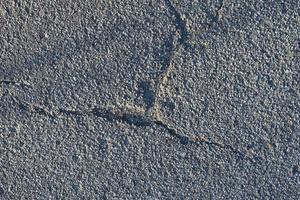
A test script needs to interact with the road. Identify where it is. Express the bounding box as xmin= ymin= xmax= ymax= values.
xmin=0 ymin=0 xmax=299 ymax=199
